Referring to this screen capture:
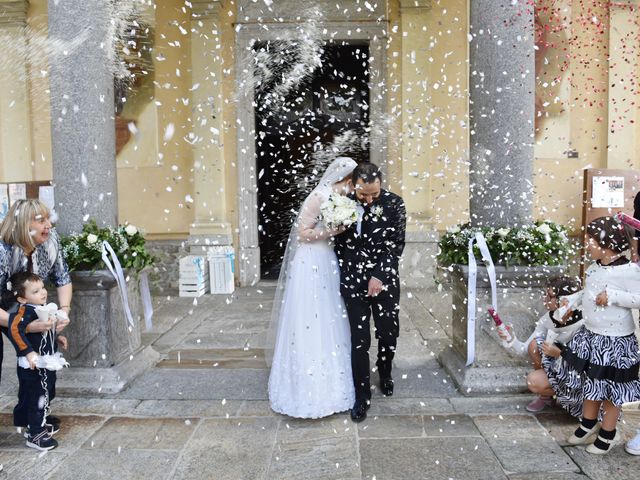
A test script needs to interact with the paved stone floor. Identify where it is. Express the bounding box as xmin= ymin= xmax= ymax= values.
xmin=1 ymin=286 xmax=639 ymax=479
